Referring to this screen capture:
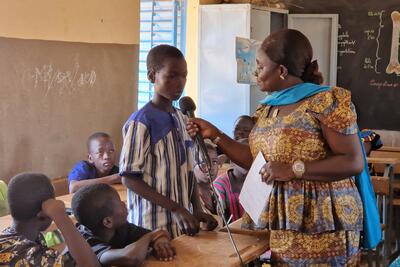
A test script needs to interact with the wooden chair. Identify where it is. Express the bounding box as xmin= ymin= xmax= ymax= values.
xmin=51 ymin=176 xmax=69 ymax=197
xmin=367 ymin=157 xmax=400 ymax=266
xmin=369 ymin=175 xmax=389 ymax=266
